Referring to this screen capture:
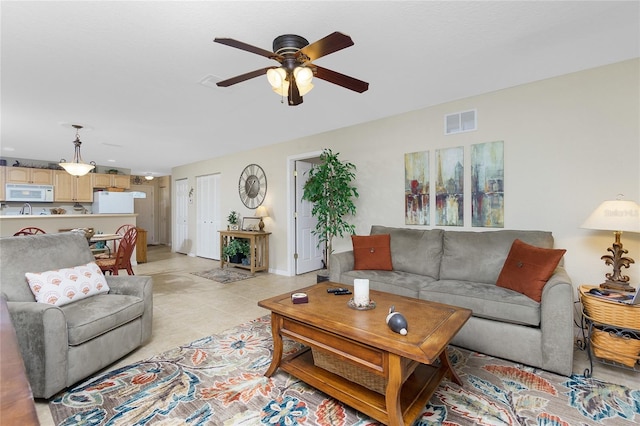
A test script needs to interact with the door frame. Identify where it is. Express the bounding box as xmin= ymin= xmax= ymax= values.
xmin=287 ymin=150 xmax=323 ymax=276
